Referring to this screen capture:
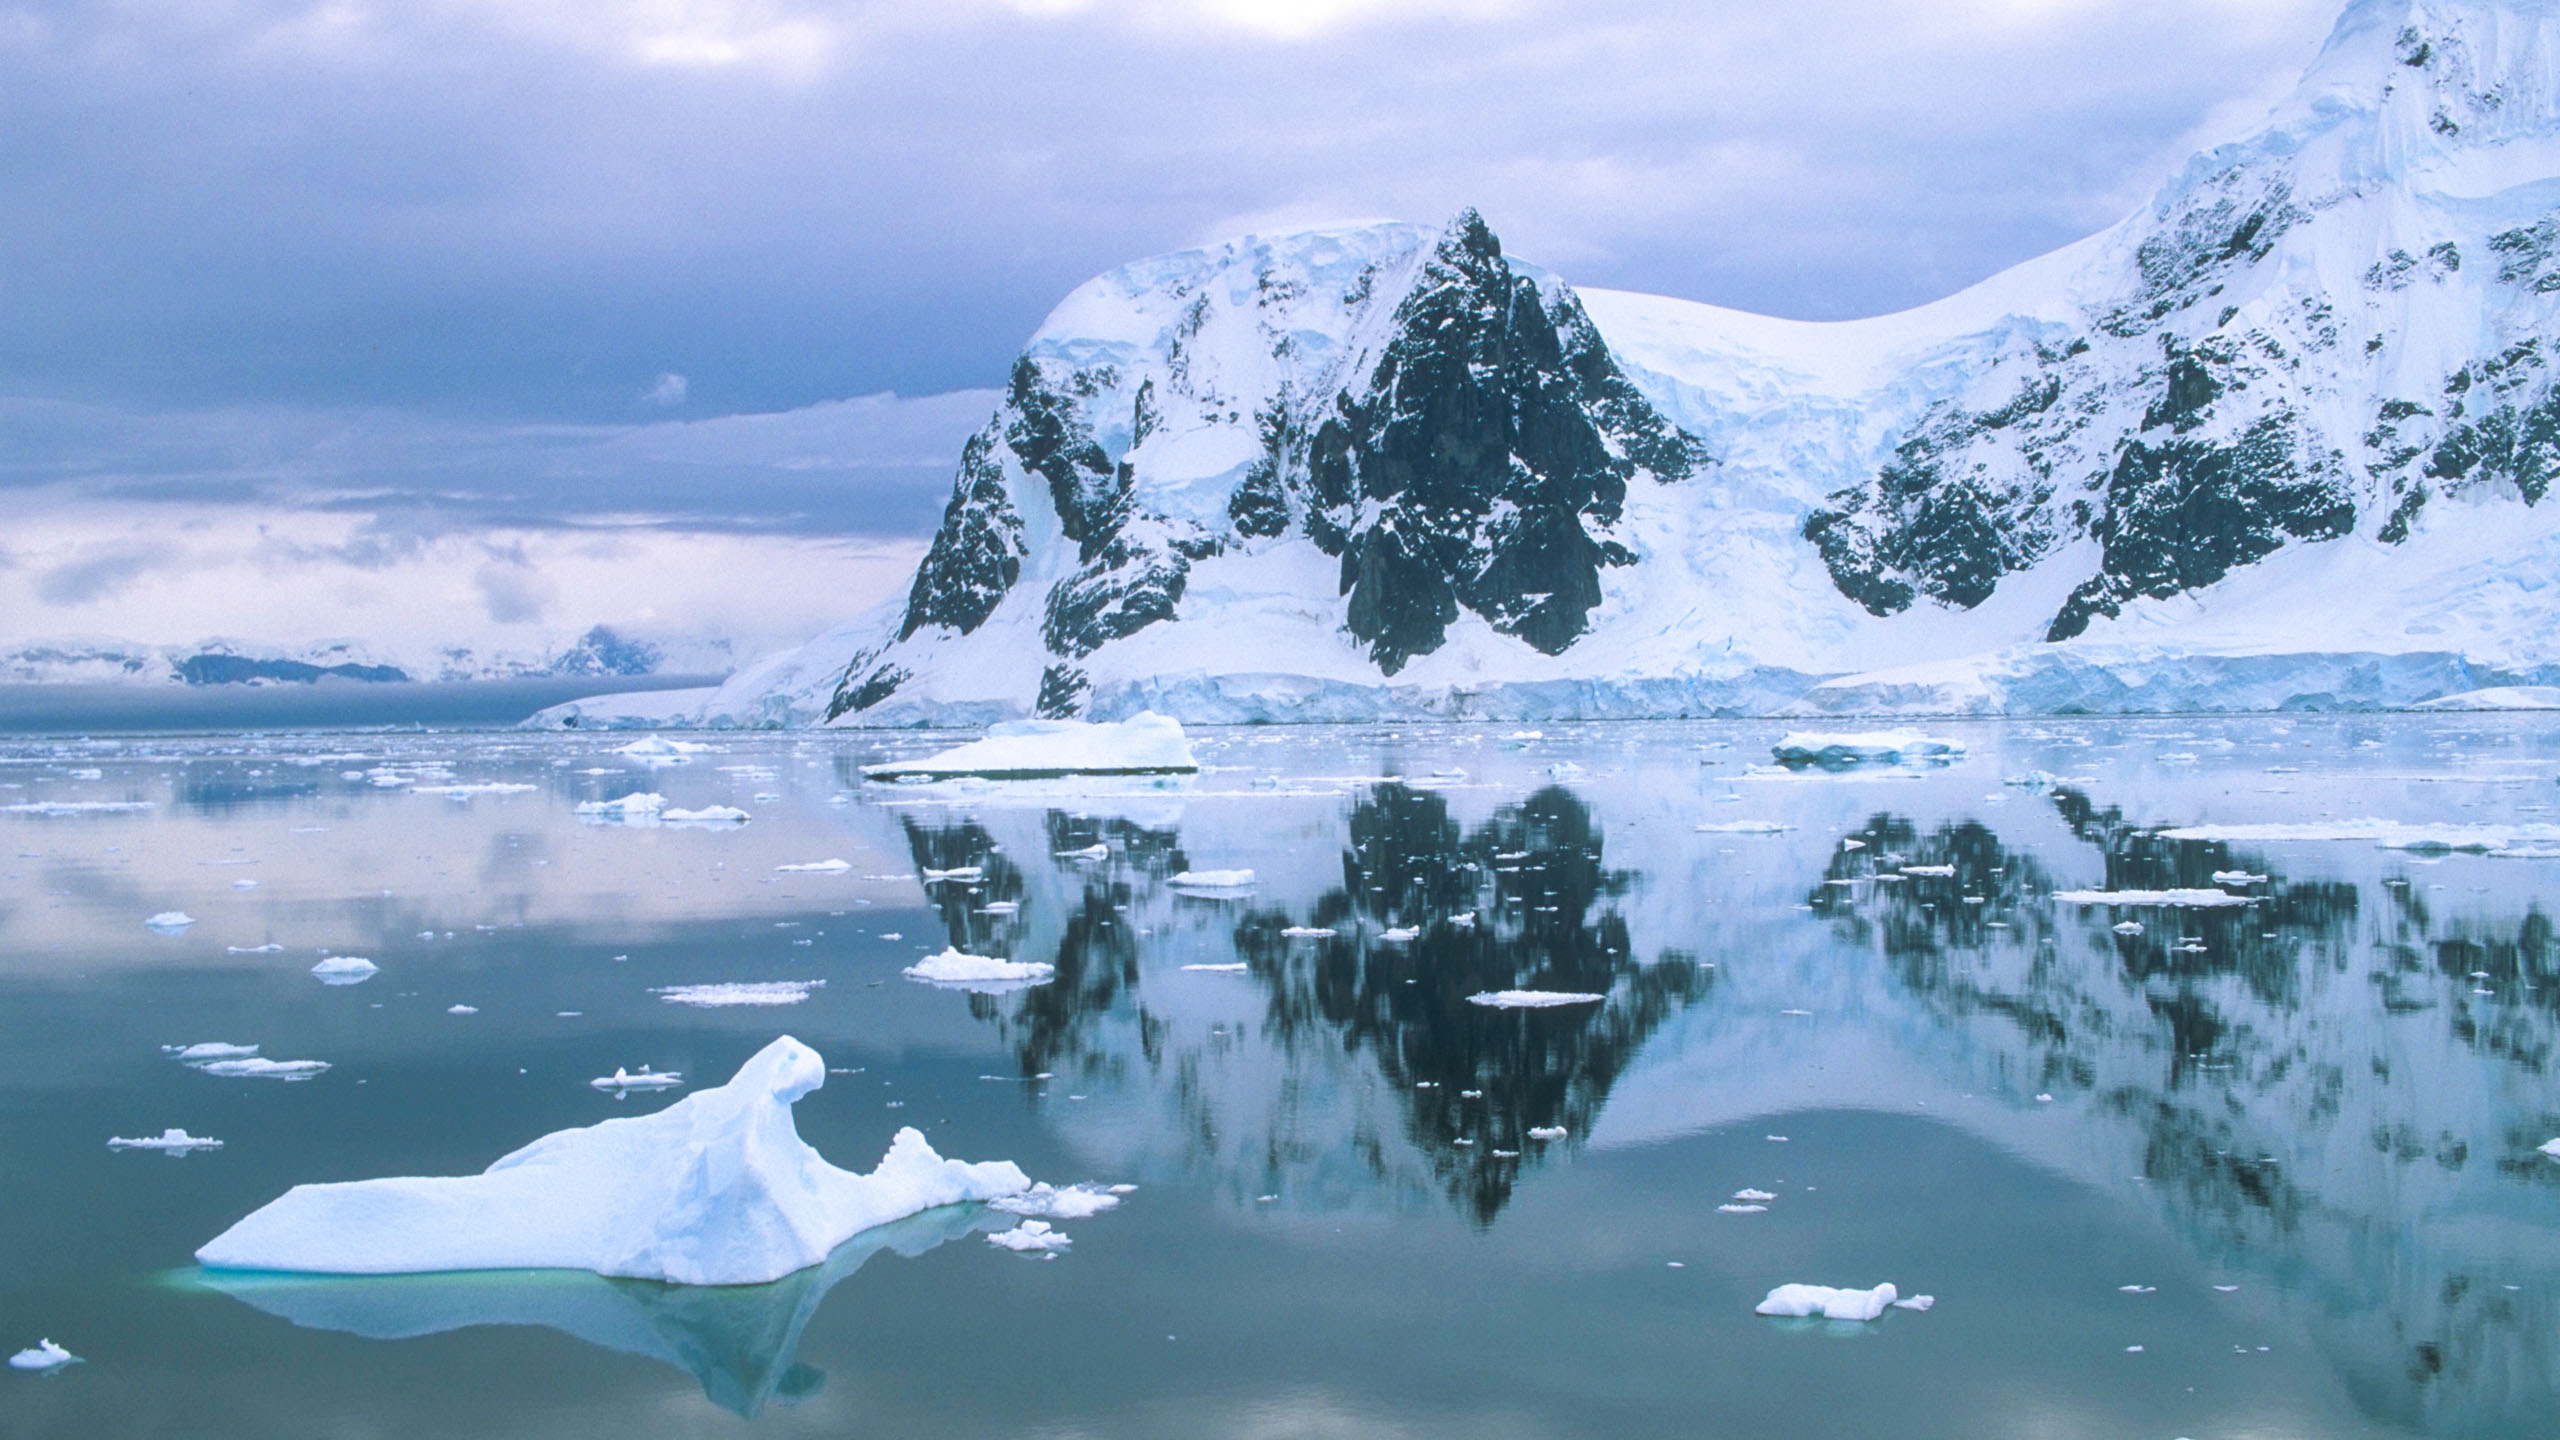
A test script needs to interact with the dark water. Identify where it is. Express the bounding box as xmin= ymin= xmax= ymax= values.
xmin=2 ymin=718 xmax=2557 ymax=1437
